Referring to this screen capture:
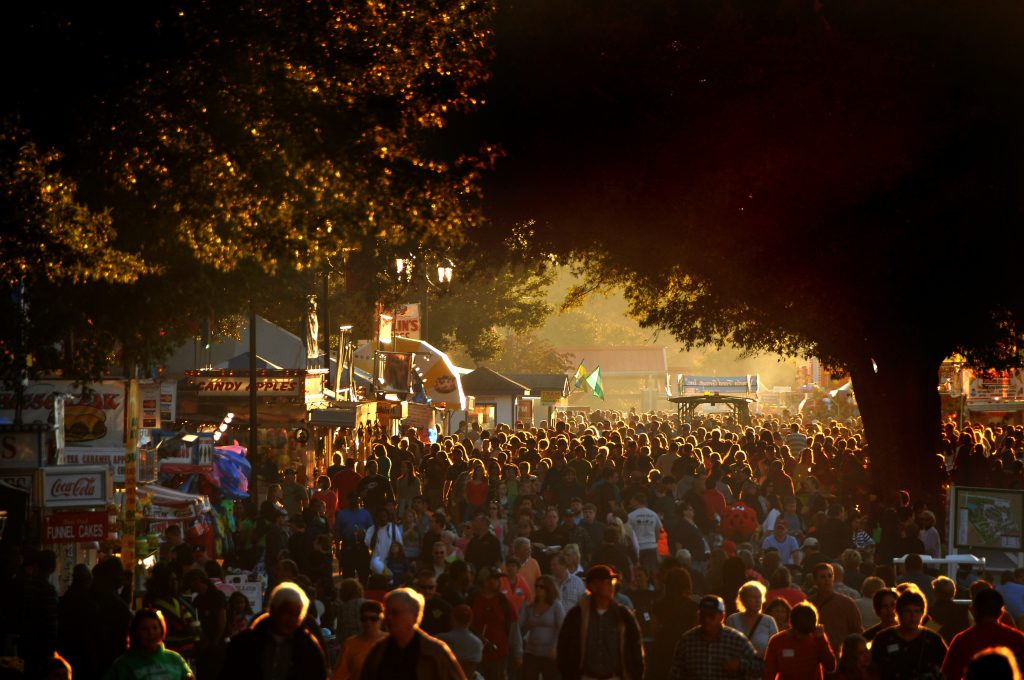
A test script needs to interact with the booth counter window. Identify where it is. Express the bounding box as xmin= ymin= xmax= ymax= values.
xmin=467 ymin=403 xmax=497 ymax=430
